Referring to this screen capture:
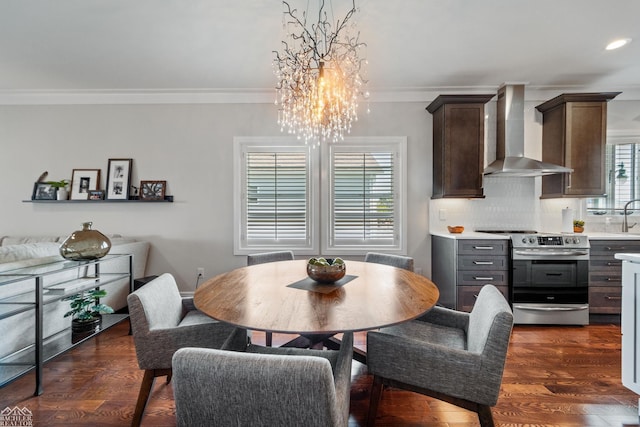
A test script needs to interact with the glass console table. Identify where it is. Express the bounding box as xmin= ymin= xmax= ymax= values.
xmin=0 ymin=254 xmax=133 ymax=395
